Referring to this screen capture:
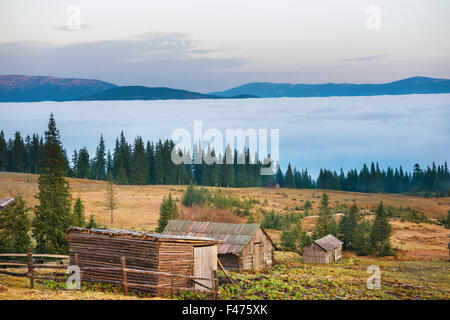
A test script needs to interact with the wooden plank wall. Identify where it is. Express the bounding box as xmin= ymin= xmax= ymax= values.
xmin=194 ymin=245 xmax=217 ymax=291
xmin=238 ymin=228 xmax=274 ymax=271
xmin=156 ymin=242 xmax=195 ymax=295
xmin=303 ymin=242 xmax=331 ymax=263
xmin=69 ymin=233 xmax=159 ymax=294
